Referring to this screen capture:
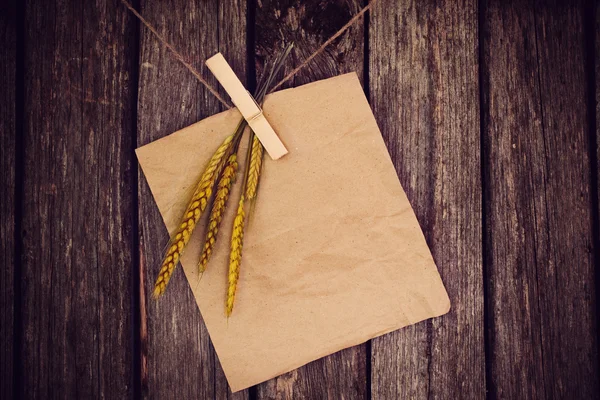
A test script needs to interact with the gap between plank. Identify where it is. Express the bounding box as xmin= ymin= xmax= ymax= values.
xmin=363 ymin=0 xmax=370 ymax=102
xmin=129 ymin=0 xmax=142 ymax=398
xmin=13 ymin=0 xmax=25 ymax=398
xmin=247 ymin=1 xmax=258 ymax=398
xmin=363 ymin=0 xmax=372 ymax=397
xmin=582 ymin=0 xmax=600 ymax=388
xmin=477 ymin=0 xmax=493 ymax=398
